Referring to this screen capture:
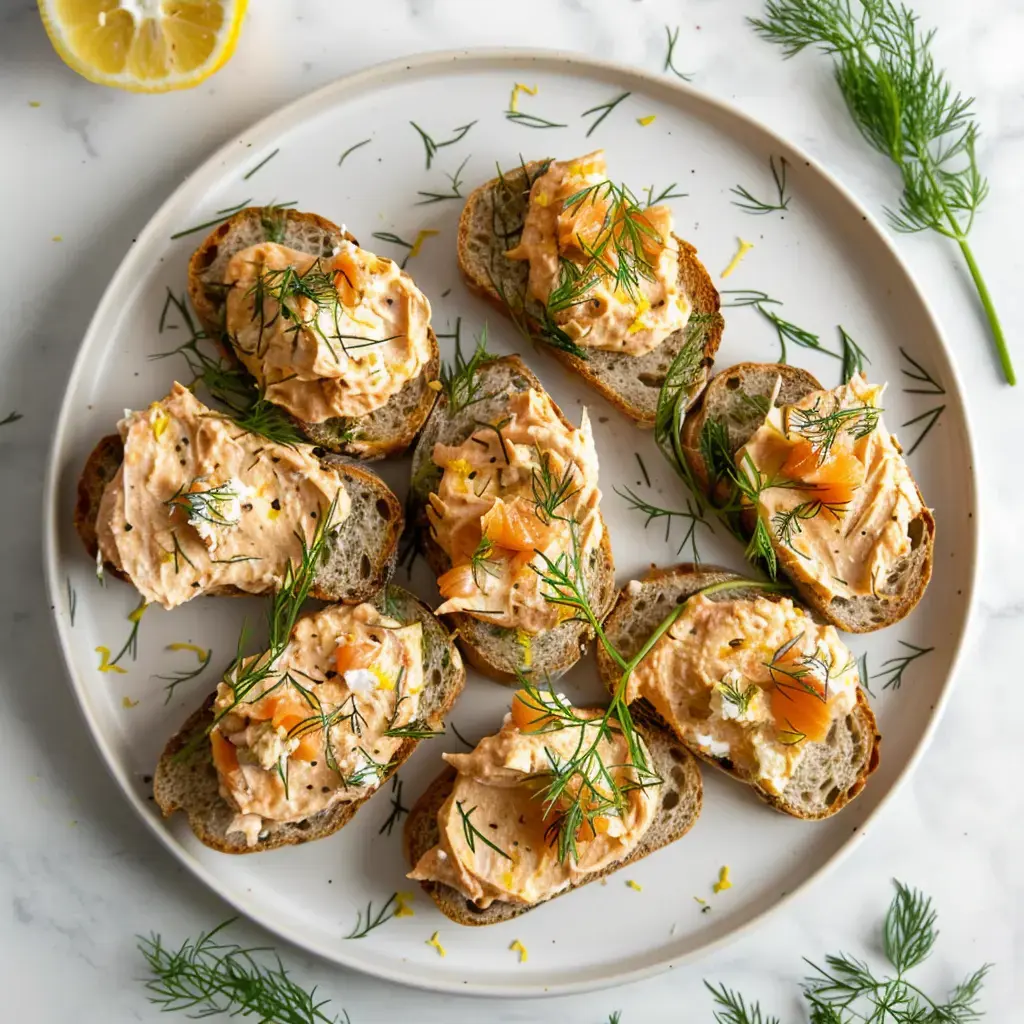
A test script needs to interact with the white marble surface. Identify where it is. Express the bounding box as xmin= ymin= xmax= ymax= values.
xmin=0 ymin=0 xmax=1020 ymax=1019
